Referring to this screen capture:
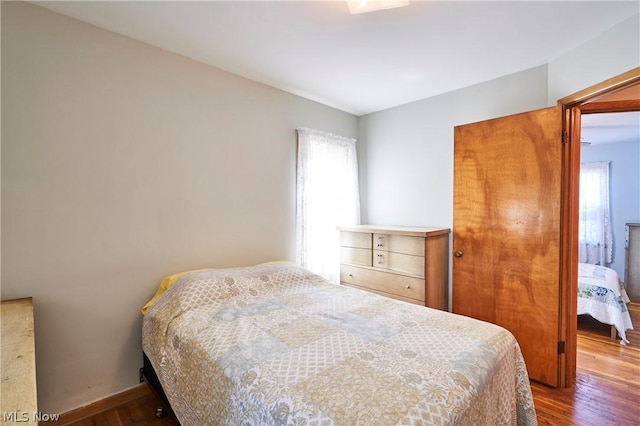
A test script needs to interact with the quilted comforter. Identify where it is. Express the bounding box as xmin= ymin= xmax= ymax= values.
xmin=142 ymin=262 xmax=537 ymax=425
xmin=577 ymin=263 xmax=634 ymax=344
